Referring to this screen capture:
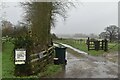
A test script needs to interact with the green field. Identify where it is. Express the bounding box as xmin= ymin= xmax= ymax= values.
xmin=56 ymin=39 xmax=118 ymax=56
